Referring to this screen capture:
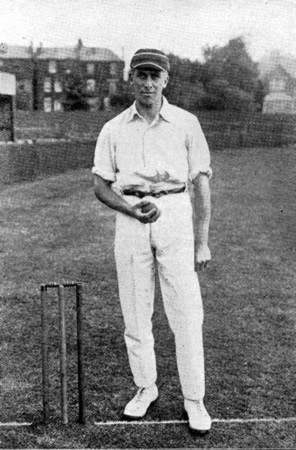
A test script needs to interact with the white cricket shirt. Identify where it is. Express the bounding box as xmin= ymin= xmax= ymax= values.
xmin=92 ymin=97 xmax=211 ymax=194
